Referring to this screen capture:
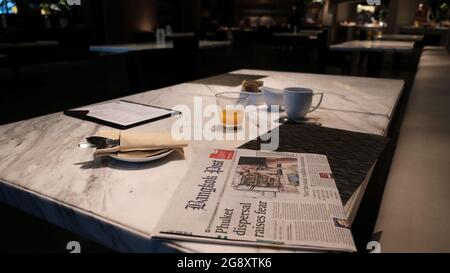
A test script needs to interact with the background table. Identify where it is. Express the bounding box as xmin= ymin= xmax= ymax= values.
xmin=330 ymin=40 xmax=415 ymax=53
xmin=0 ymin=69 xmax=404 ymax=252
xmin=0 ymin=41 xmax=61 ymax=90
xmin=90 ymin=40 xmax=231 ymax=54
xmin=330 ymin=40 xmax=417 ymax=77
xmin=338 ymin=24 xmax=387 ymax=41
xmin=90 ymin=40 xmax=232 ymax=90
xmin=399 ymin=26 xmax=450 ymax=46
xmin=376 ymin=34 xmax=424 ymax=42
xmin=273 ymin=31 xmax=321 ymax=39
xmin=0 ymin=40 xmax=60 ymax=51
